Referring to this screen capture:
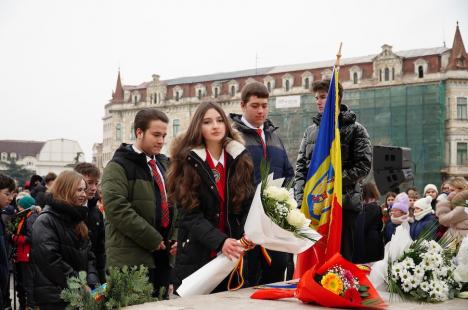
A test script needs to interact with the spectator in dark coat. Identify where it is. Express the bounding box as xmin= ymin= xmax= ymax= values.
xmin=0 ymin=174 xmax=15 ymax=309
xmin=353 ymin=183 xmax=384 ymax=264
xmin=383 ymin=192 xmax=410 ymax=244
xmin=31 ymin=171 xmax=98 ymax=310
xmin=29 ymin=175 xmax=45 ymax=199
xmin=410 ymin=196 xmax=438 ymax=240
xmin=74 ymin=163 xmax=106 ymax=284
xmin=35 ymin=172 xmax=57 ymax=207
